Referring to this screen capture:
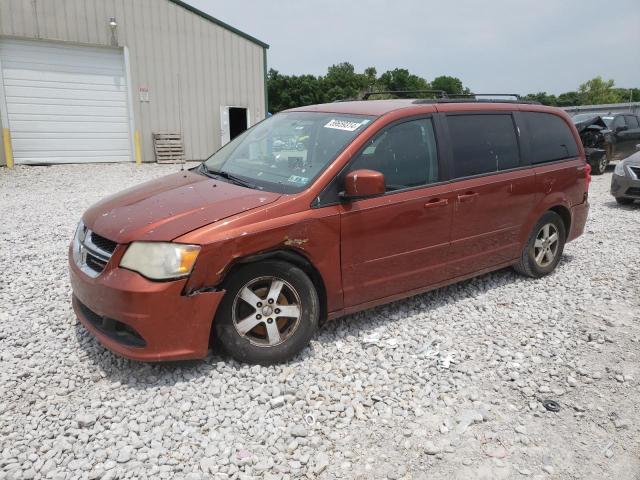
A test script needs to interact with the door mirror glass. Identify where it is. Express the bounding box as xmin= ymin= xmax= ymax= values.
xmin=342 ymin=169 xmax=385 ymax=199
